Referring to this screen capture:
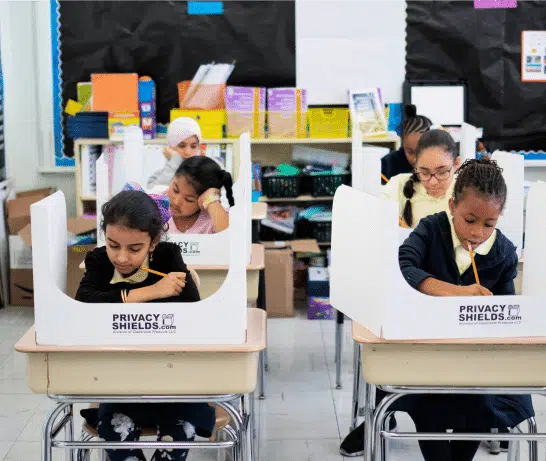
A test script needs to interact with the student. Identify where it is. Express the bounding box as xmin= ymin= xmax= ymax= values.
xmin=167 ymin=156 xmax=234 ymax=234
xmin=395 ymin=158 xmax=534 ymax=461
xmin=383 ymin=129 xmax=459 ymax=228
xmin=381 ymin=105 xmax=432 ymax=183
xmin=147 ymin=117 xmax=202 ymax=189
xmin=77 ymin=189 xmax=214 ymax=461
